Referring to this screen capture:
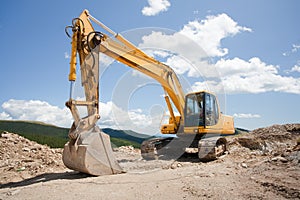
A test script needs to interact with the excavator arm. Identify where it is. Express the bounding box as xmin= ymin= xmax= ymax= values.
xmin=63 ymin=10 xmax=186 ymax=175
xmin=68 ymin=10 xmax=185 ymax=134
